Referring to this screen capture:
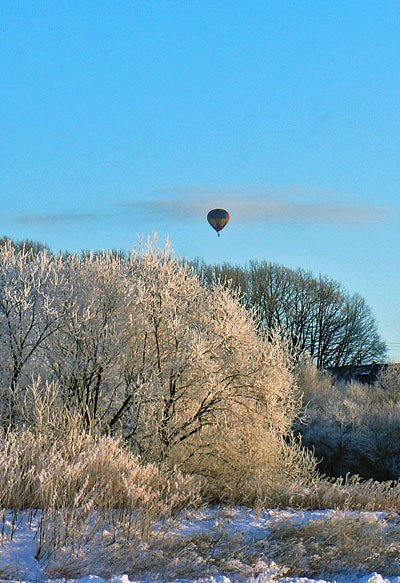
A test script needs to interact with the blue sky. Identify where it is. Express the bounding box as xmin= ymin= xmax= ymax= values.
xmin=1 ymin=1 xmax=400 ymax=356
